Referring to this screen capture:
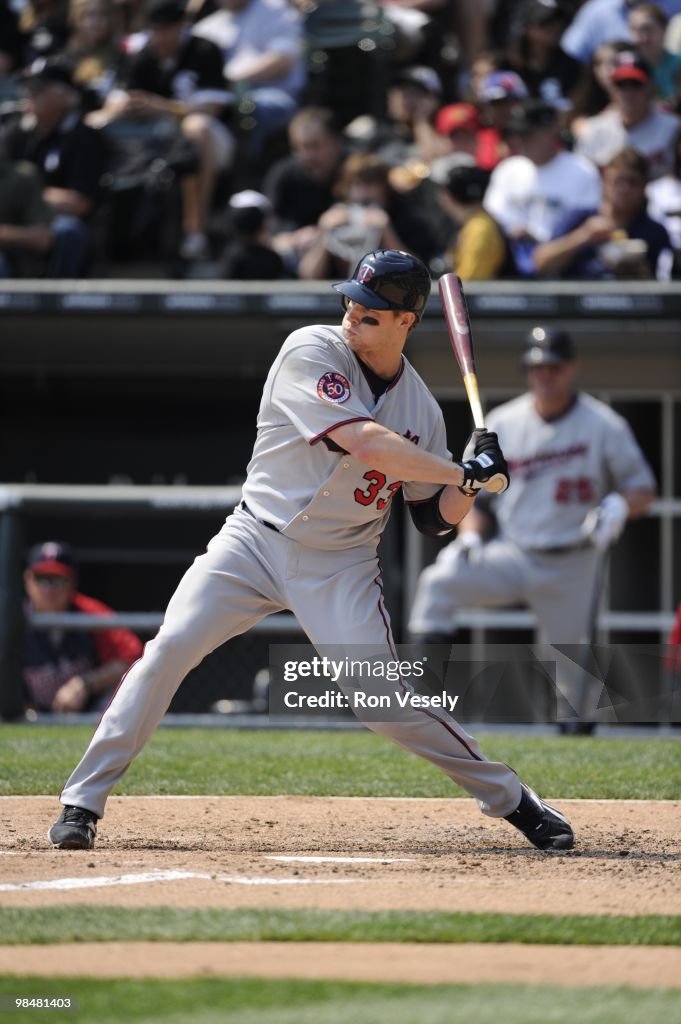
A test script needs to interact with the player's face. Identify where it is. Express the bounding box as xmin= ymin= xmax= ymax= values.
xmin=24 ymin=570 xmax=75 ymax=612
xmin=341 ymin=299 xmax=410 ymax=354
xmin=526 ymin=361 xmax=577 ymax=408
